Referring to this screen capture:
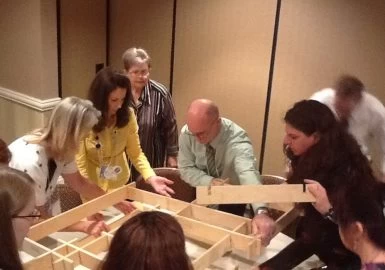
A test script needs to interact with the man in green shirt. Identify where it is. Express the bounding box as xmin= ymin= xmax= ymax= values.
xmin=178 ymin=99 xmax=275 ymax=246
